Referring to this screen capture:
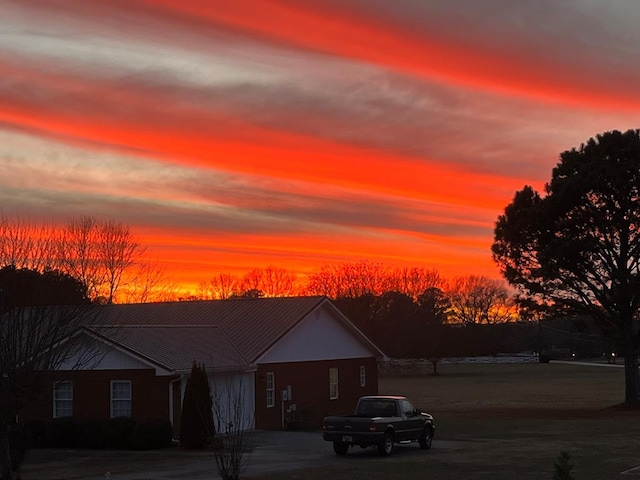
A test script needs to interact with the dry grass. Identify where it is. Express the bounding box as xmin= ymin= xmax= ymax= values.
xmin=382 ymin=361 xmax=625 ymax=412
xmin=253 ymin=362 xmax=640 ymax=480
